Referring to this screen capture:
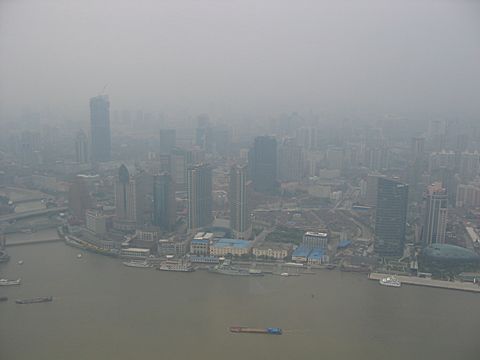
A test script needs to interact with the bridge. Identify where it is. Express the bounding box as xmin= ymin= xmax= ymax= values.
xmin=0 ymin=207 xmax=68 ymax=223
